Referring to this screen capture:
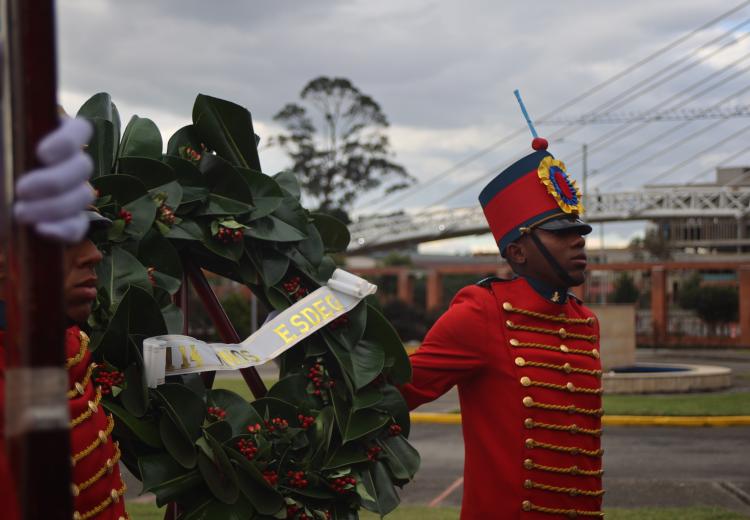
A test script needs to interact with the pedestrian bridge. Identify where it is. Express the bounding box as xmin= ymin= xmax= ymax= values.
xmin=348 ymin=186 xmax=750 ymax=252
